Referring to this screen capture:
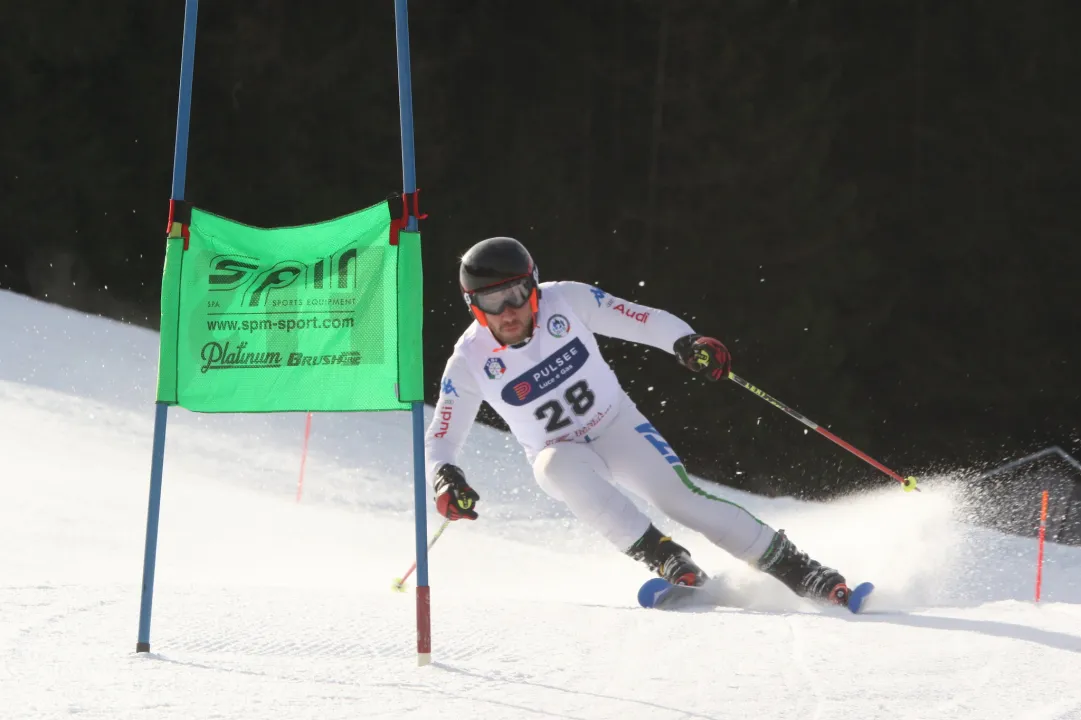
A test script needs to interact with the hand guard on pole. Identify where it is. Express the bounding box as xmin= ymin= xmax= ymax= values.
xmin=674 ymin=334 xmax=732 ymax=381
xmin=433 ymin=464 xmax=480 ymax=520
